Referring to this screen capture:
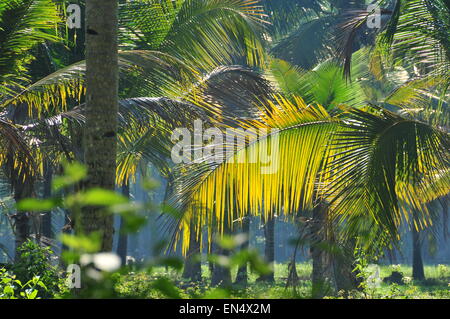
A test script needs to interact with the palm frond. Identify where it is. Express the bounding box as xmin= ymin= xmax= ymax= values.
xmin=119 ymin=0 xmax=267 ymax=69
xmin=166 ymin=95 xmax=339 ymax=254
xmin=0 ymin=0 xmax=60 ymax=96
xmin=184 ymin=65 xmax=274 ymax=120
xmin=3 ymin=50 xmax=200 ymax=115
xmin=322 ymin=106 xmax=450 ymax=240
xmin=270 ymin=15 xmax=337 ymax=69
